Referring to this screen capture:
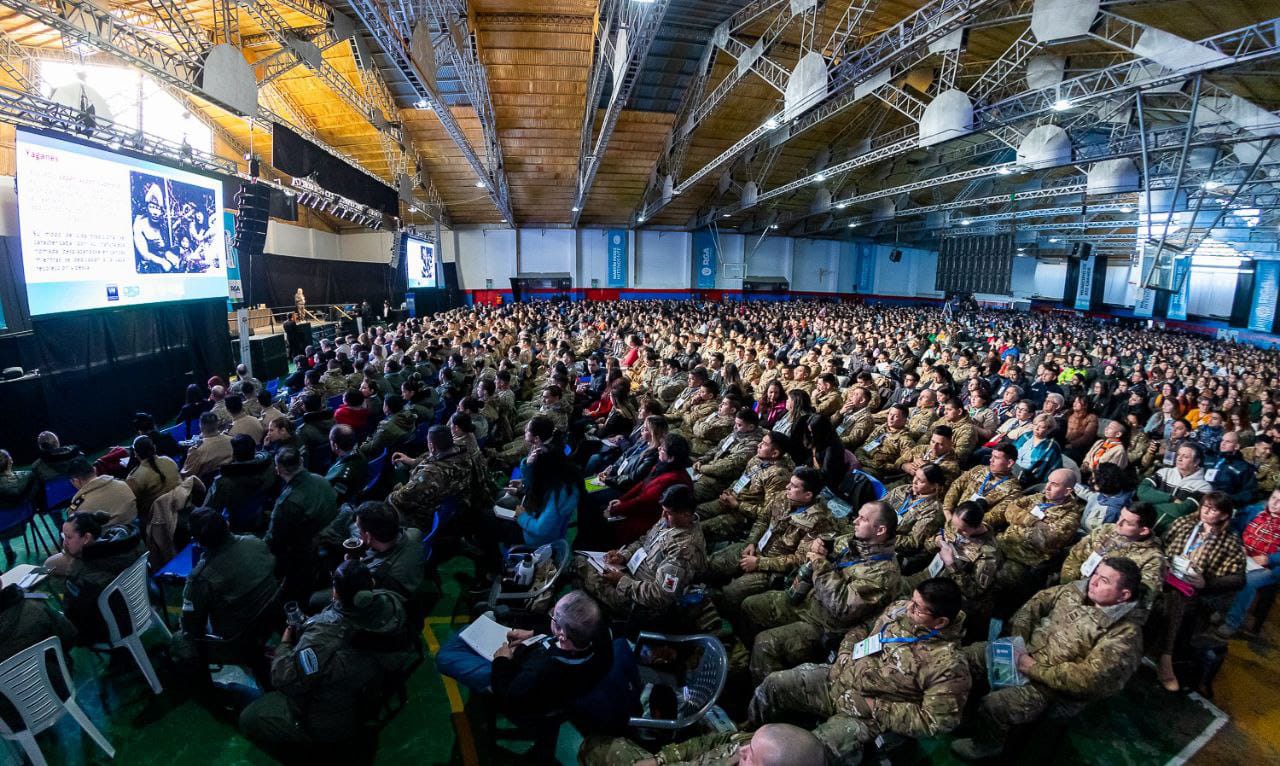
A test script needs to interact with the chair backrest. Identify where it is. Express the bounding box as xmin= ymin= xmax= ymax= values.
xmin=1060 ymin=454 xmax=1080 ymax=478
xmin=97 ymin=554 xmax=155 ymax=645
xmin=0 ymin=636 xmax=76 ymax=737
xmin=224 ymin=494 xmax=268 ymax=535
xmin=265 ymin=378 xmax=280 ymax=396
xmin=629 ymin=632 xmax=727 ymax=731
xmin=159 ymin=422 xmax=187 ymax=443
xmin=43 ymin=476 xmax=77 ymax=511
xmin=436 ymin=495 xmax=461 ymax=526
xmin=364 ymin=451 xmax=387 ymax=494
xmin=0 ymin=499 xmax=35 ymax=538
xmin=420 ymin=511 xmax=442 ymax=563
xmin=327 ymin=394 xmax=344 ymax=411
